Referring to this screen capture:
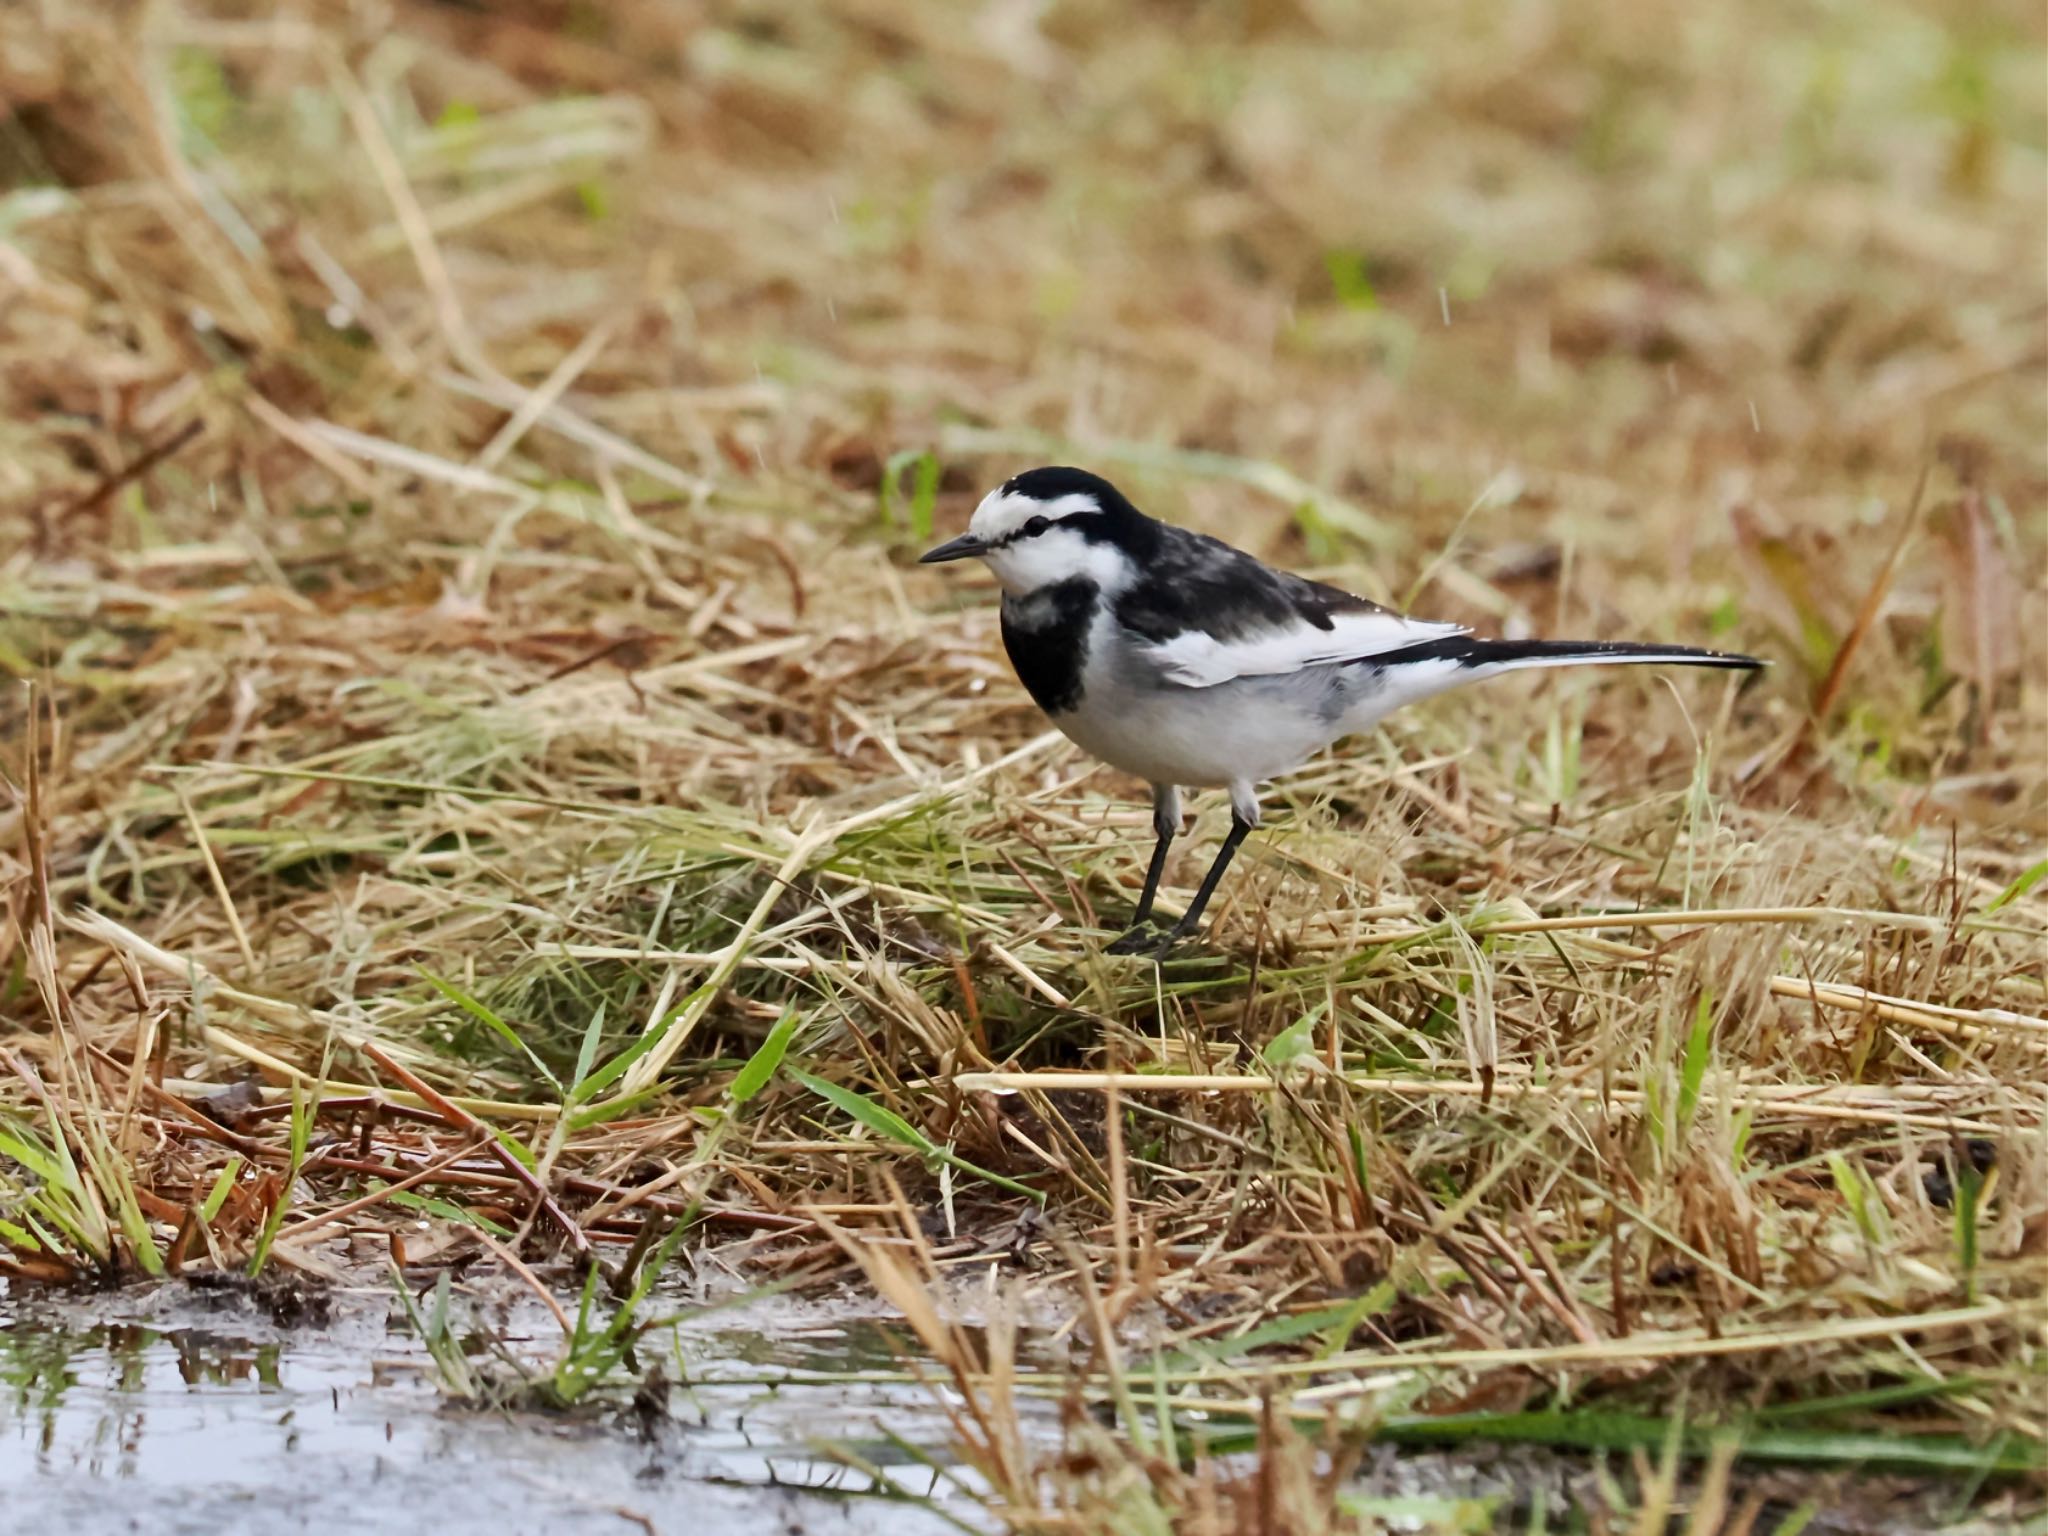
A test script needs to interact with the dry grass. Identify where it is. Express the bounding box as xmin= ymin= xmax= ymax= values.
xmin=2 ymin=0 xmax=2045 ymax=1528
